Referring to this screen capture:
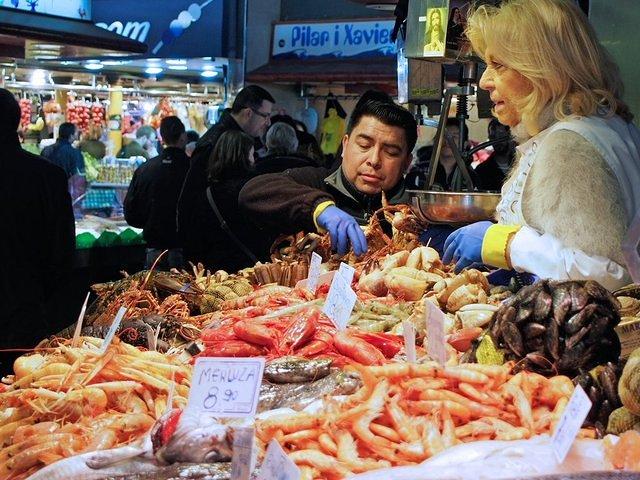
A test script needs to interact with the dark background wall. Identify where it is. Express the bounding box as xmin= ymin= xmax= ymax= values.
xmin=280 ymin=0 xmax=393 ymax=20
